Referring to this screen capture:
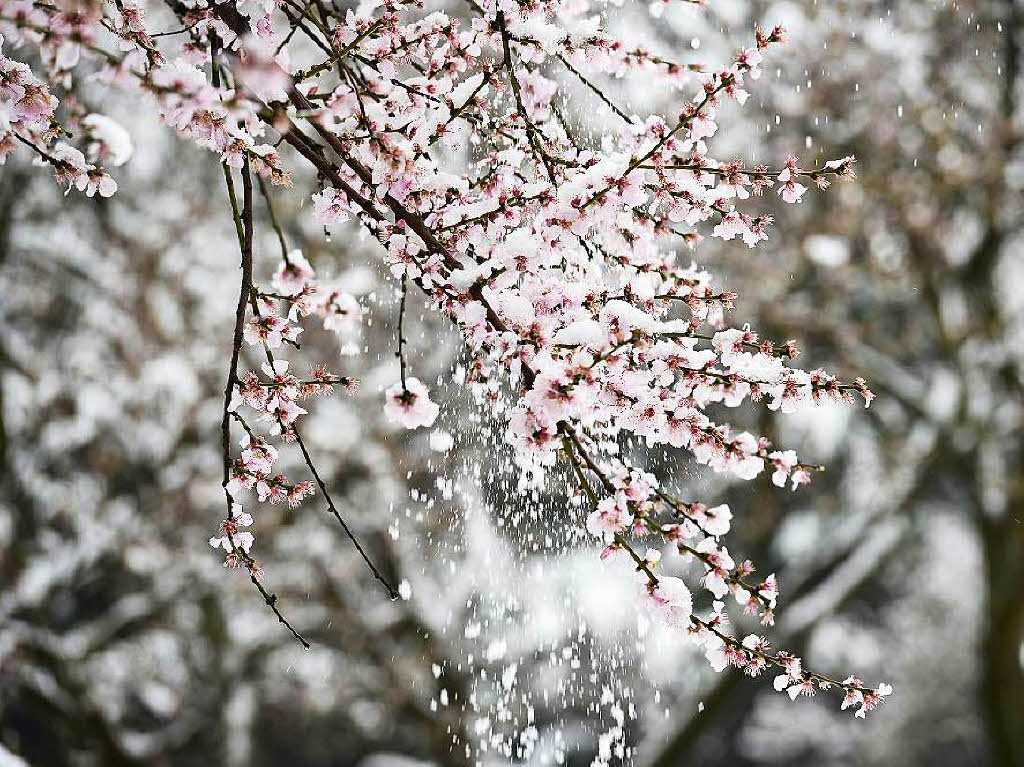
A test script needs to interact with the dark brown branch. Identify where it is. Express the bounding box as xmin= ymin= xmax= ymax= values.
xmin=496 ymin=9 xmax=557 ymax=183
xmin=557 ymin=53 xmax=631 ymax=123
xmin=257 ymin=175 xmax=290 ymax=262
xmin=292 ymin=426 xmax=400 ymax=599
xmin=221 ymin=158 xmax=311 ymax=649
xmin=396 ymin=270 xmax=408 ymax=389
